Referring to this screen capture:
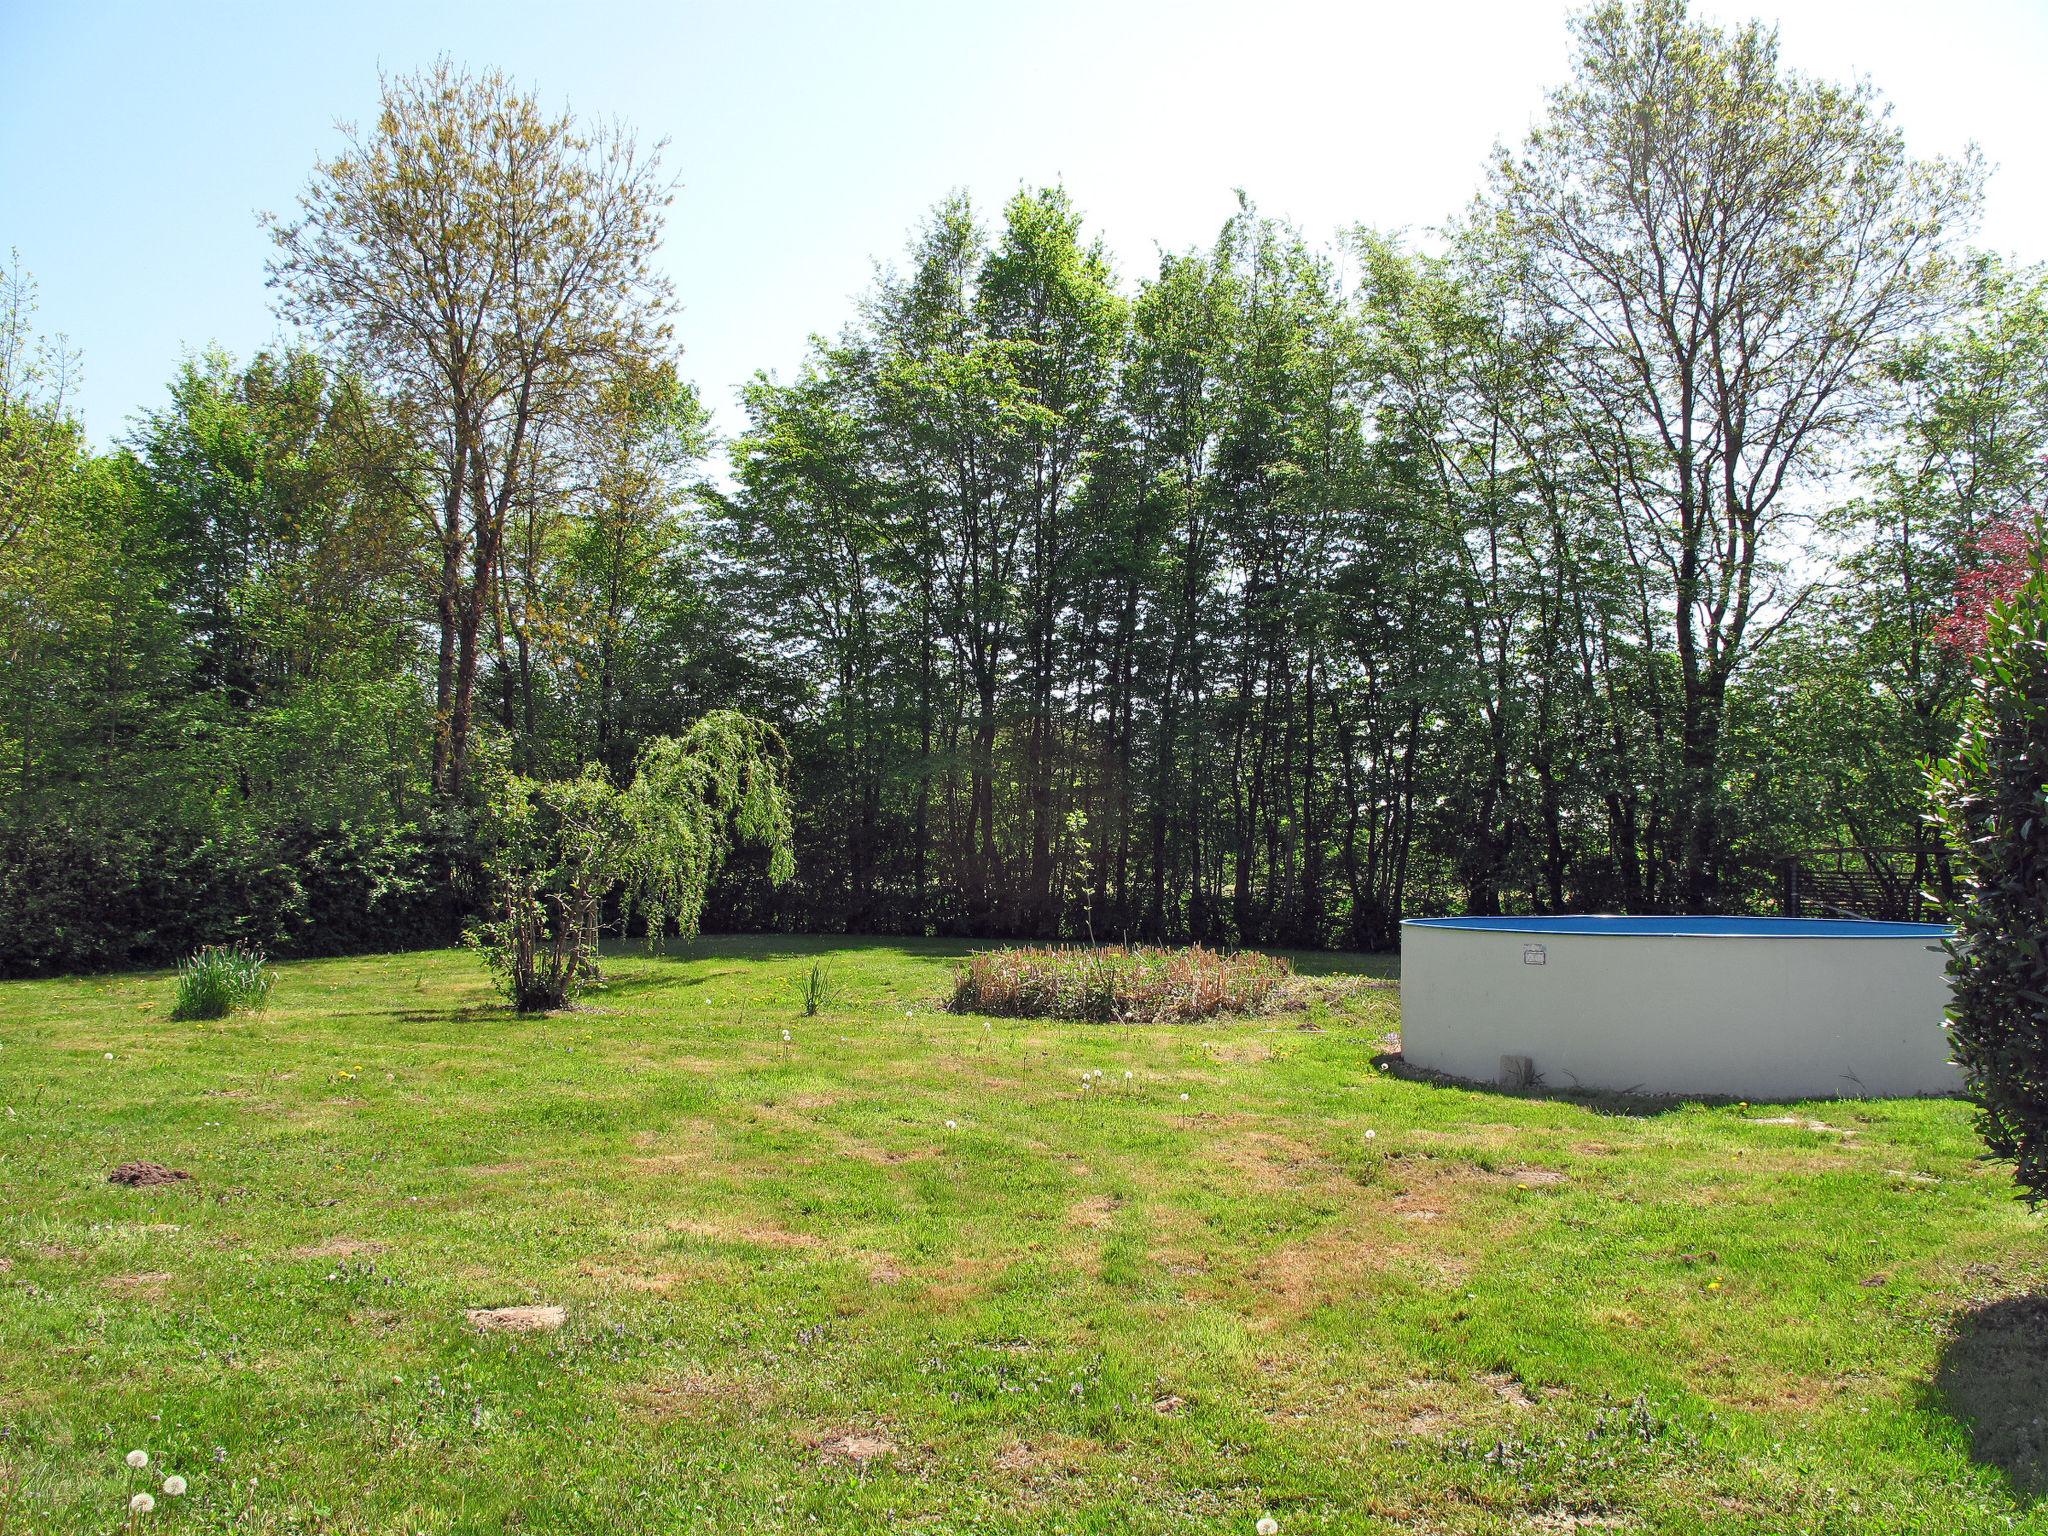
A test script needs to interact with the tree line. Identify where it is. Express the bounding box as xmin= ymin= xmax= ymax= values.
xmin=3 ymin=0 xmax=2044 ymax=974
